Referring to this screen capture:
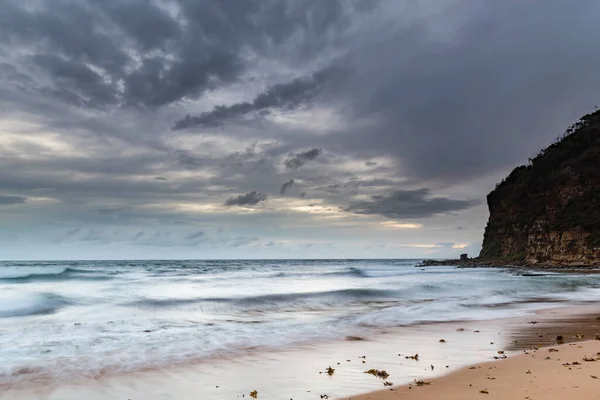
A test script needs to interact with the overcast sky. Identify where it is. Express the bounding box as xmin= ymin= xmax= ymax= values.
xmin=1 ymin=0 xmax=599 ymax=260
